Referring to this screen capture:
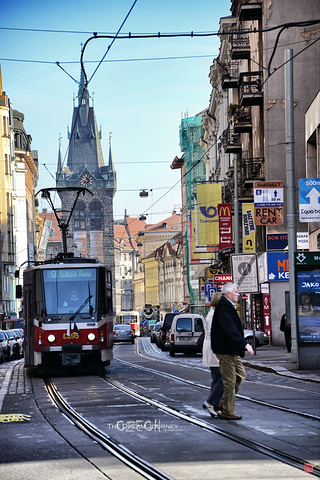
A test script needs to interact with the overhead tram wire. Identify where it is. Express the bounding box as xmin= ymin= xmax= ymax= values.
xmin=0 ymin=54 xmax=215 ymax=65
xmin=80 ymin=0 xmax=138 ymax=88
xmin=3 ymin=19 xmax=319 ymax=37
